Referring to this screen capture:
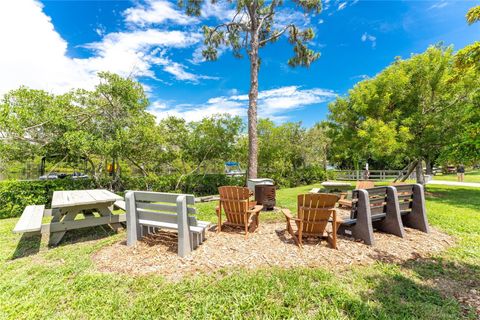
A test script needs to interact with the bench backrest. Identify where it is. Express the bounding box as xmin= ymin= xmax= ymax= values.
xmin=351 ymin=186 xmax=389 ymax=219
xmin=392 ymin=184 xmax=416 ymax=213
xmin=128 ymin=191 xmax=196 ymax=224
xmin=125 ymin=191 xmax=196 ymax=257
xmin=392 ymin=183 xmax=429 ymax=232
